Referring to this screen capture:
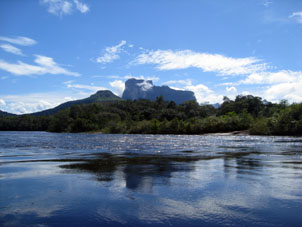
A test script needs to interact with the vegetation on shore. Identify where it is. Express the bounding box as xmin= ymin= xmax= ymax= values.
xmin=0 ymin=95 xmax=301 ymax=136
